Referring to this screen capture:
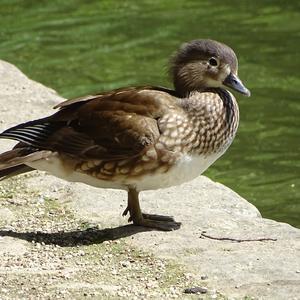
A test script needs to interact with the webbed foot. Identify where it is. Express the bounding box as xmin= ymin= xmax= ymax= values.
xmin=122 ymin=189 xmax=181 ymax=231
